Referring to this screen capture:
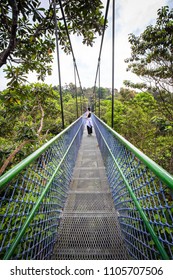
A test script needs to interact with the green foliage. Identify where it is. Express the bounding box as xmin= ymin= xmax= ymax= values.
xmin=0 ymin=0 xmax=104 ymax=87
xmin=116 ymin=5 xmax=173 ymax=174
xmin=0 ymin=187 xmax=54 ymax=259
xmin=63 ymin=0 xmax=104 ymax=45
xmin=100 ymin=90 xmax=173 ymax=174
xmin=126 ymin=6 xmax=173 ymax=81
xmin=124 ymin=6 xmax=173 ymax=122
xmin=96 ymin=87 xmax=111 ymax=99
xmin=0 ymin=83 xmax=80 ymax=174
xmin=119 ymin=87 xmax=136 ymax=101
